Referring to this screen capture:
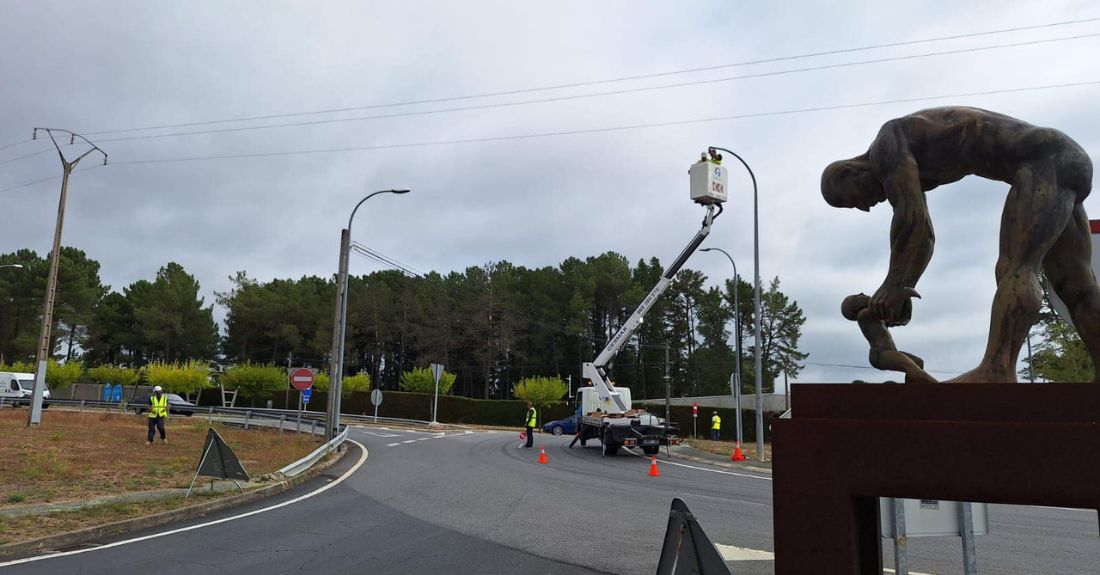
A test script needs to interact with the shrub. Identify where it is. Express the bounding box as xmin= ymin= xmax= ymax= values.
xmin=146 ymin=360 xmax=210 ymax=398
xmin=86 ymin=364 xmax=141 ymax=386
xmin=399 ymin=366 xmax=455 ymax=394
xmin=221 ymin=363 xmax=285 ymax=400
